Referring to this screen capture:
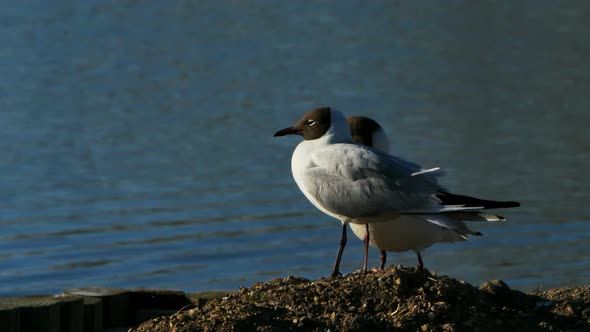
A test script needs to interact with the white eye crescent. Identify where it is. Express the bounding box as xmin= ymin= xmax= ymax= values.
xmin=307 ymin=119 xmax=316 ymax=127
